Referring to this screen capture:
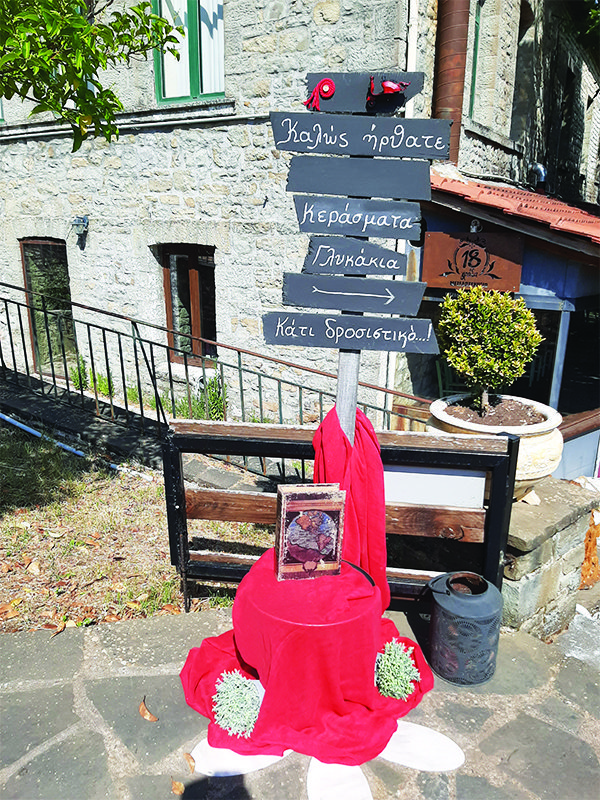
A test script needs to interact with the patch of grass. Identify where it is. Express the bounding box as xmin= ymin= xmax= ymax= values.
xmin=126 ymin=385 xmax=140 ymax=405
xmin=92 ymin=370 xmax=114 ymax=398
xmin=0 ymin=427 xmax=94 ymax=514
xmin=69 ymin=355 xmax=89 ymax=391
